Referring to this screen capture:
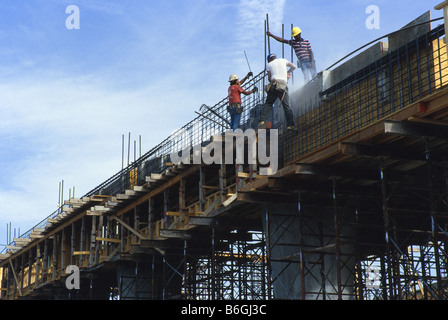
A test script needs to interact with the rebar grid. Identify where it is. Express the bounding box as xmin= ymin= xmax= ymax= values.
xmin=287 ymin=24 xmax=448 ymax=164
